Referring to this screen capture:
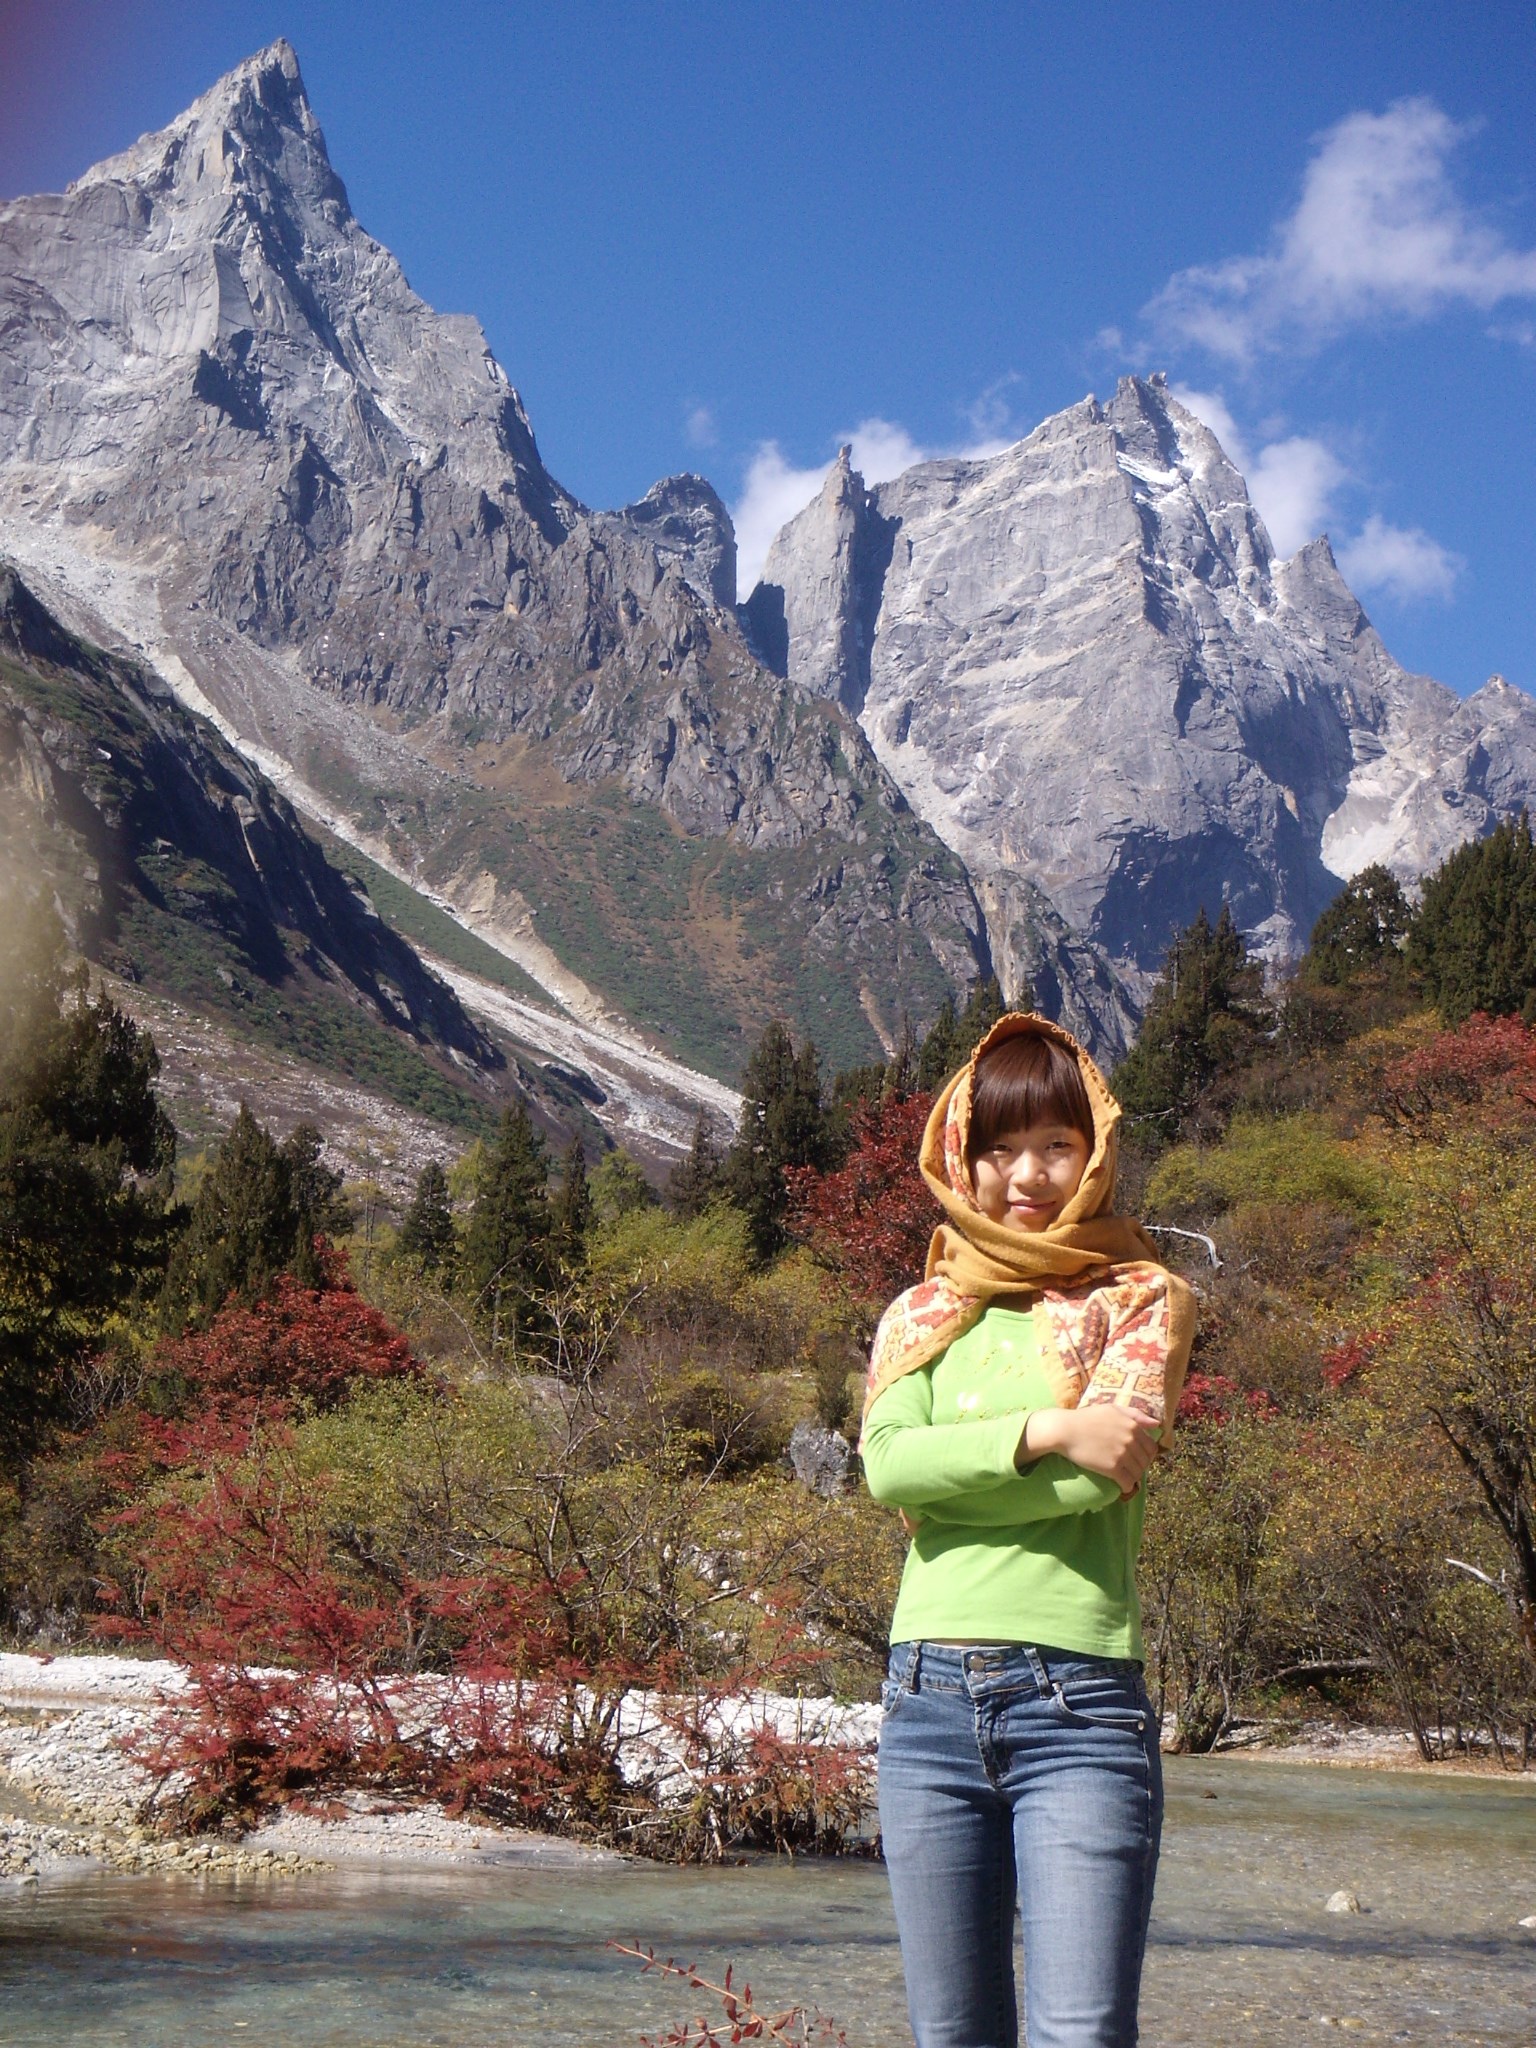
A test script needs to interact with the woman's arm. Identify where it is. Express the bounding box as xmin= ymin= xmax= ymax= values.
xmin=862 ymin=1371 xmax=1140 ymax=1518
xmin=908 ymin=1454 xmax=1122 ymax=1525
